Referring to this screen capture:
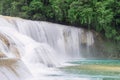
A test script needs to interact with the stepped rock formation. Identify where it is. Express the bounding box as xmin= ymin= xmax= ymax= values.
xmin=0 ymin=15 xmax=95 ymax=80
